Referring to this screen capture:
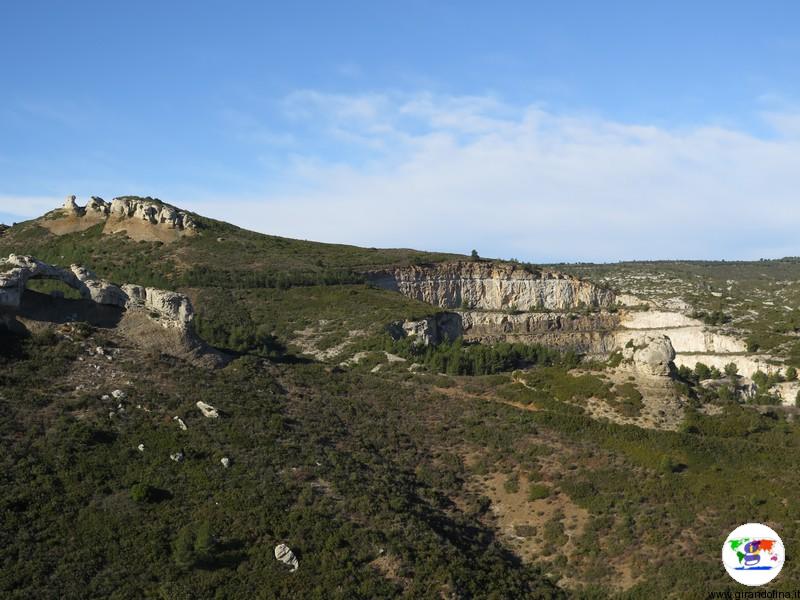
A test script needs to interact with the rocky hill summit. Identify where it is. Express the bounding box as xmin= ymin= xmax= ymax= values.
xmin=370 ymin=260 xmax=615 ymax=311
xmin=42 ymin=195 xmax=198 ymax=242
